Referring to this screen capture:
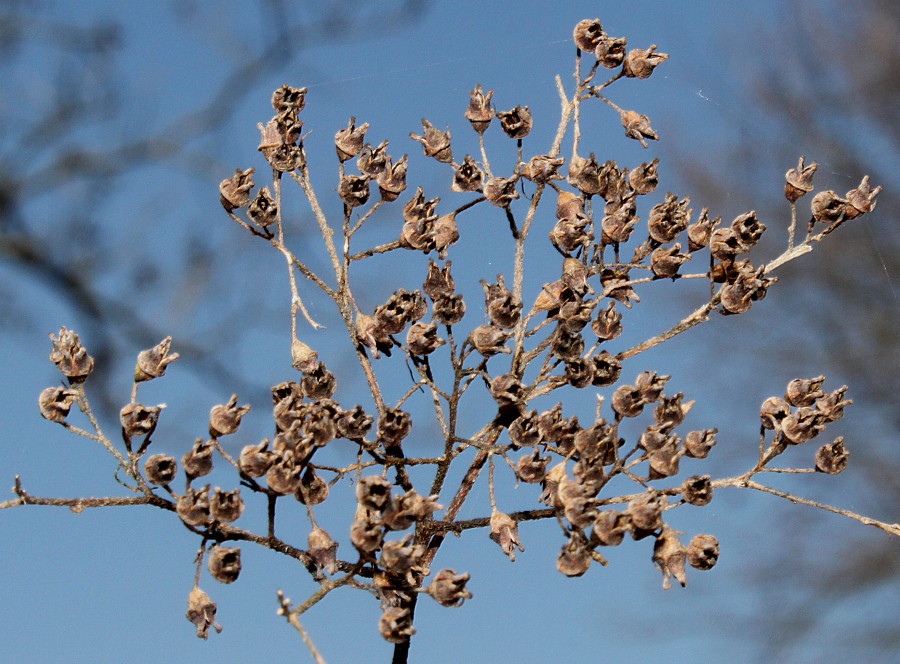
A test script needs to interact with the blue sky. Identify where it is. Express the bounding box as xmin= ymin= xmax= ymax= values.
xmin=1 ymin=2 xmax=896 ymax=663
